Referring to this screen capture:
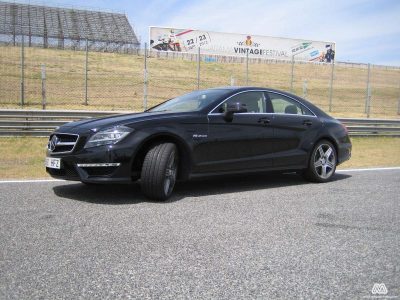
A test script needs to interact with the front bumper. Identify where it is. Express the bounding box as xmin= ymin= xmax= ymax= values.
xmin=46 ymin=145 xmax=137 ymax=184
